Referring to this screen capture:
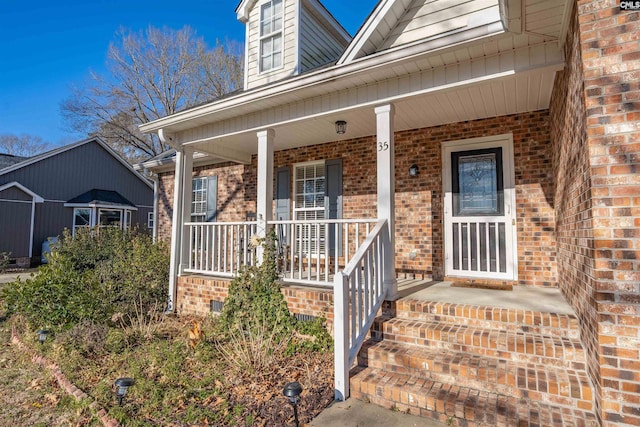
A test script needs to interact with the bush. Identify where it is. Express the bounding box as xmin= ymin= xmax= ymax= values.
xmin=2 ymin=227 xmax=169 ymax=331
xmin=0 ymin=252 xmax=10 ymax=272
xmin=214 ymin=230 xmax=332 ymax=376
